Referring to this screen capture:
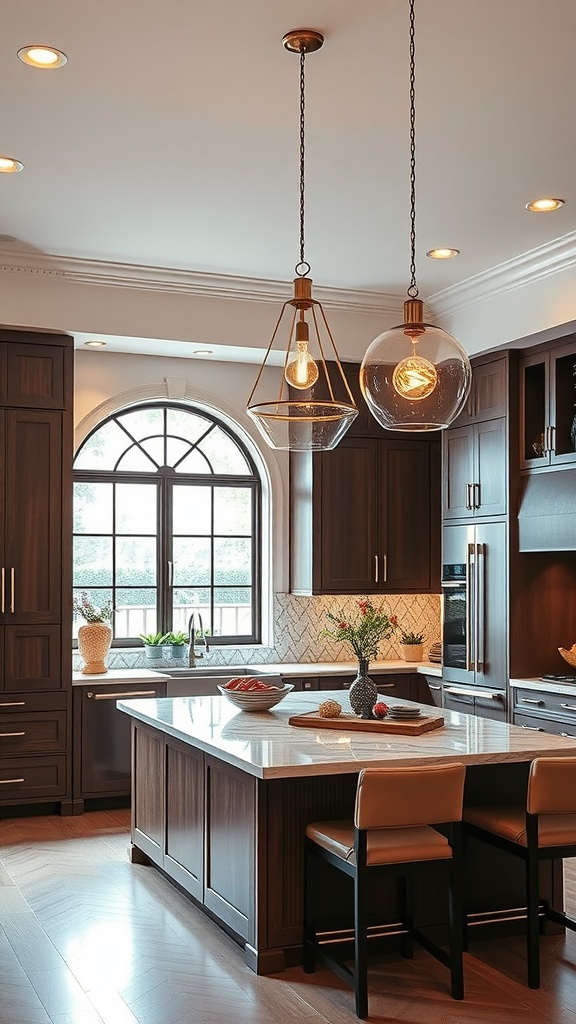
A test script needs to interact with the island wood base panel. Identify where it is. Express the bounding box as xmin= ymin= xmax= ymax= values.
xmin=129 ymin=721 xmax=563 ymax=975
